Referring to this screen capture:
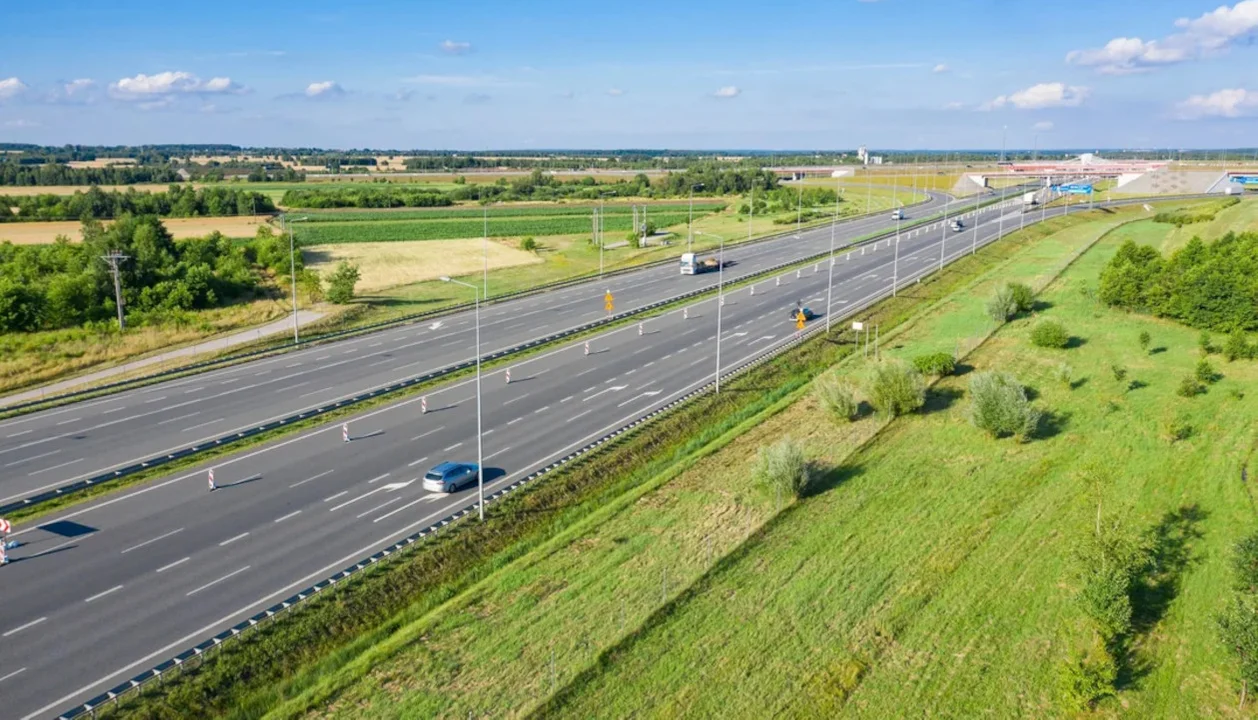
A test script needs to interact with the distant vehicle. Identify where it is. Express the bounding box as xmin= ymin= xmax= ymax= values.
xmin=789 ymin=305 xmax=816 ymax=321
xmin=679 ymin=252 xmax=725 ymax=275
xmin=1022 ymin=191 xmax=1038 ymax=206
xmin=950 ymin=219 xmax=964 ymax=232
xmin=890 ymin=208 xmax=904 ymax=220
xmin=422 ymin=461 xmax=480 ymax=493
